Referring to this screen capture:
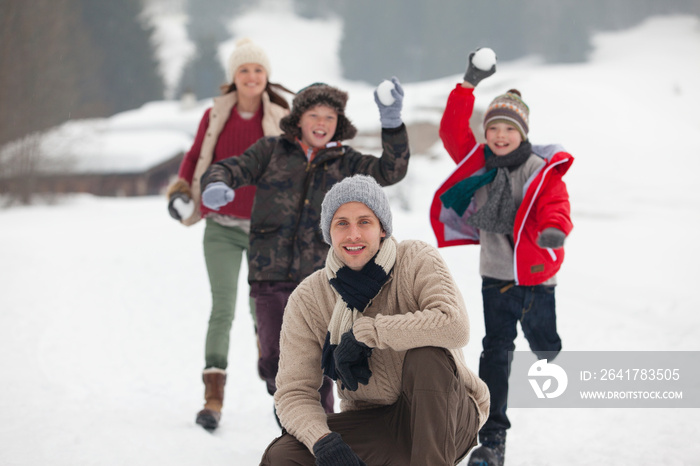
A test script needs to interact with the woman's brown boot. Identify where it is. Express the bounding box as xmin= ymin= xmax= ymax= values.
xmin=196 ymin=368 xmax=226 ymax=430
